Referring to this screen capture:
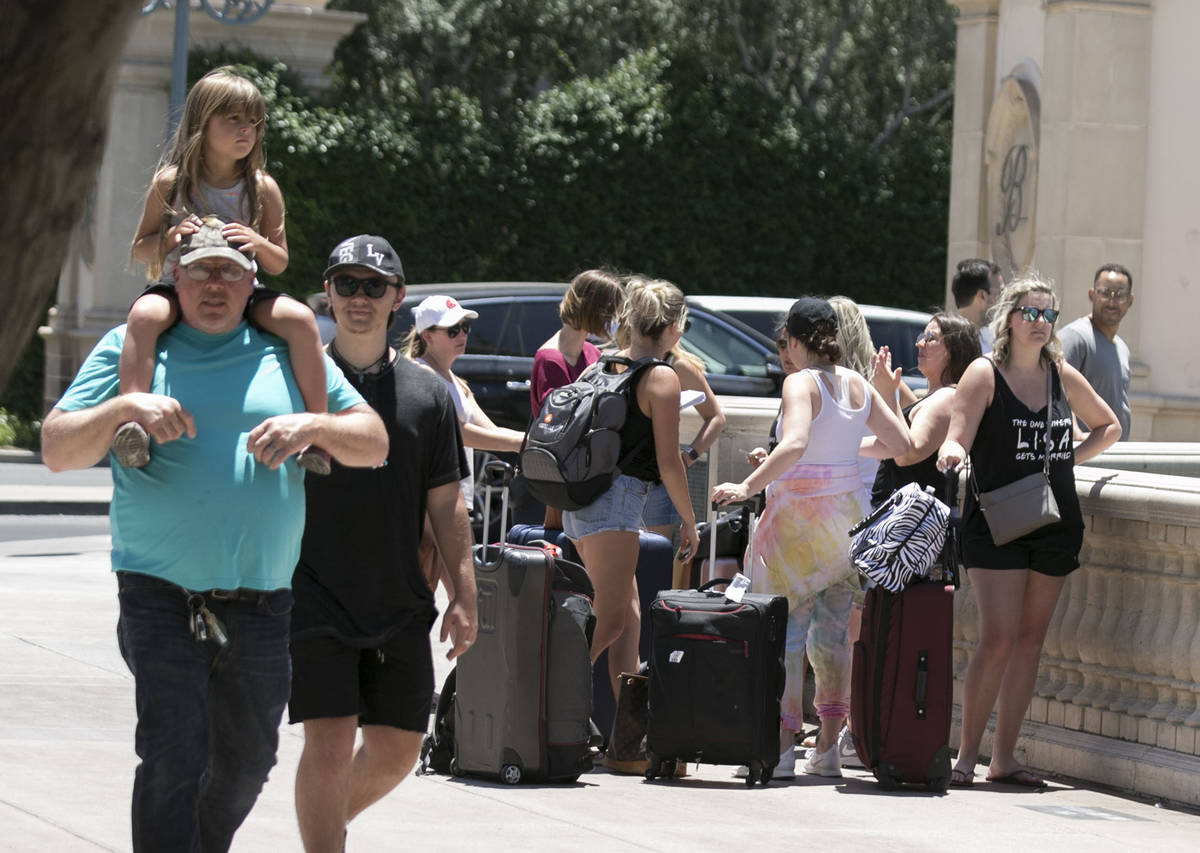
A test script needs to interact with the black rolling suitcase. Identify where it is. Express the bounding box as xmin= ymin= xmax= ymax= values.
xmin=850 ymin=472 xmax=961 ymax=792
xmin=644 ymin=578 xmax=788 ymax=786
xmin=452 ymin=463 xmax=600 ymax=784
